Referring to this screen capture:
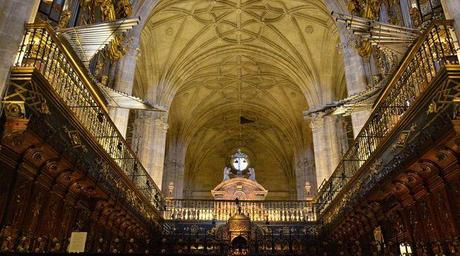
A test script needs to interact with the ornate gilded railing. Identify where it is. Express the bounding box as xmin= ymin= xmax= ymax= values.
xmin=163 ymin=199 xmax=317 ymax=222
xmin=316 ymin=20 xmax=459 ymax=216
xmin=11 ymin=23 xmax=164 ymax=211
